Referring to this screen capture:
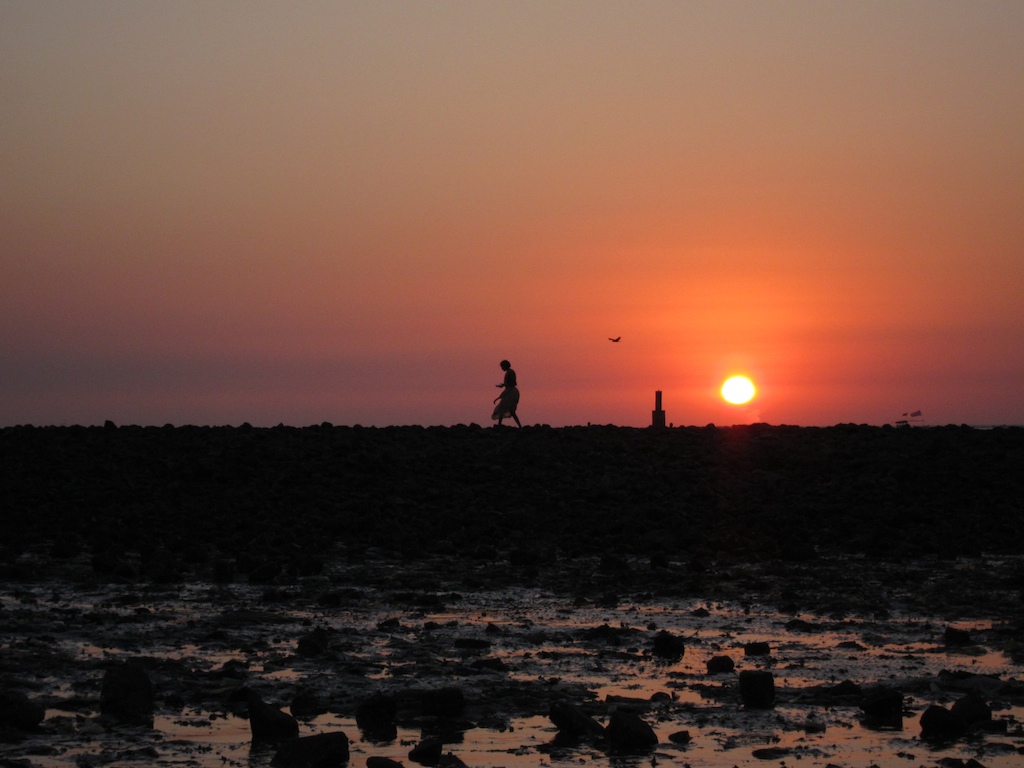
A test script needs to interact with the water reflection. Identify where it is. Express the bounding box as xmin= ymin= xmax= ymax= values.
xmin=3 ymin=576 xmax=1024 ymax=767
